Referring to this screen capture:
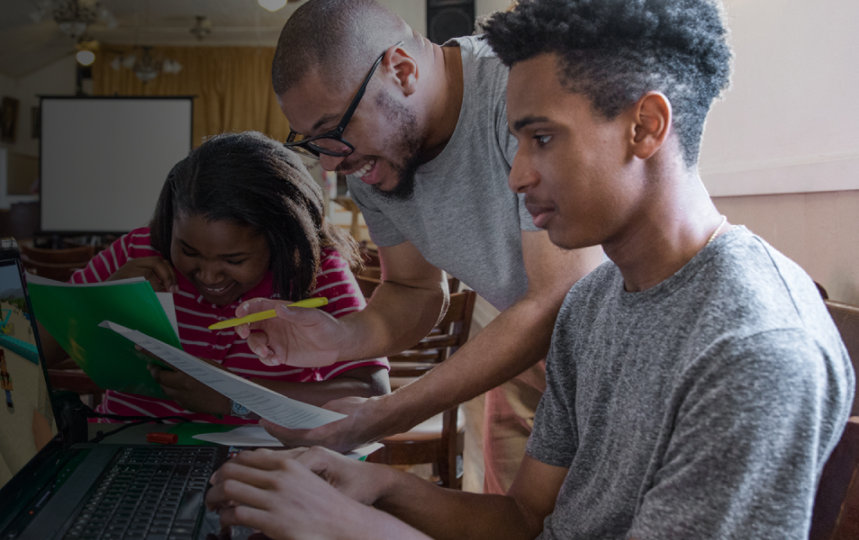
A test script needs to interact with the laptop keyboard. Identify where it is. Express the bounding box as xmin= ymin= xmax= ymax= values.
xmin=63 ymin=446 xmax=221 ymax=540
